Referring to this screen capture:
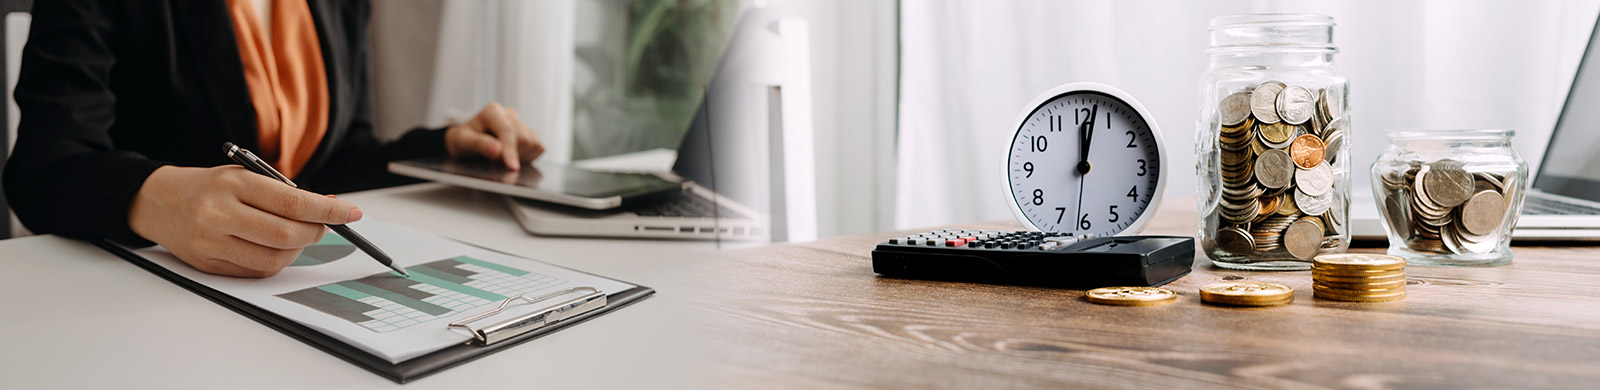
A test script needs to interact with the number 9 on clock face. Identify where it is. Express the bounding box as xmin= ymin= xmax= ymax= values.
xmin=1002 ymin=82 xmax=1168 ymax=236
